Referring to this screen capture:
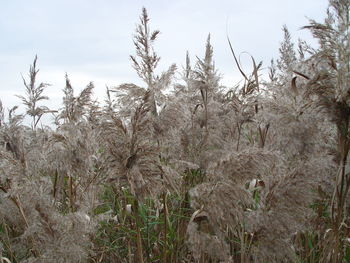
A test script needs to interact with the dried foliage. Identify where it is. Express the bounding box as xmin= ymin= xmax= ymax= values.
xmin=16 ymin=56 xmax=51 ymax=130
xmin=0 ymin=2 xmax=349 ymax=262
